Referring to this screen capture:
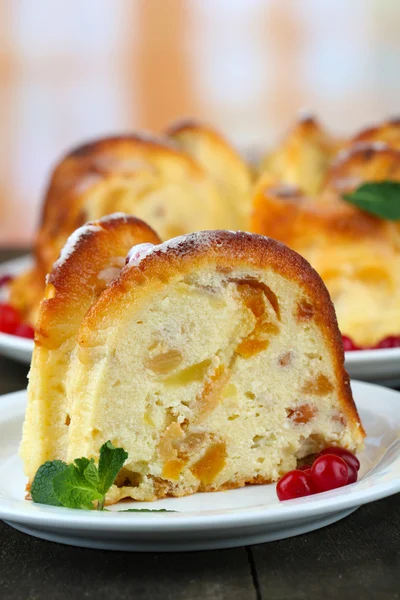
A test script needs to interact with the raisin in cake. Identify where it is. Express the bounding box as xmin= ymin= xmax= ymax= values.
xmin=21 ymin=229 xmax=364 ymax=503
xmin=20 ymin=214 xmax=161 ymax=478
